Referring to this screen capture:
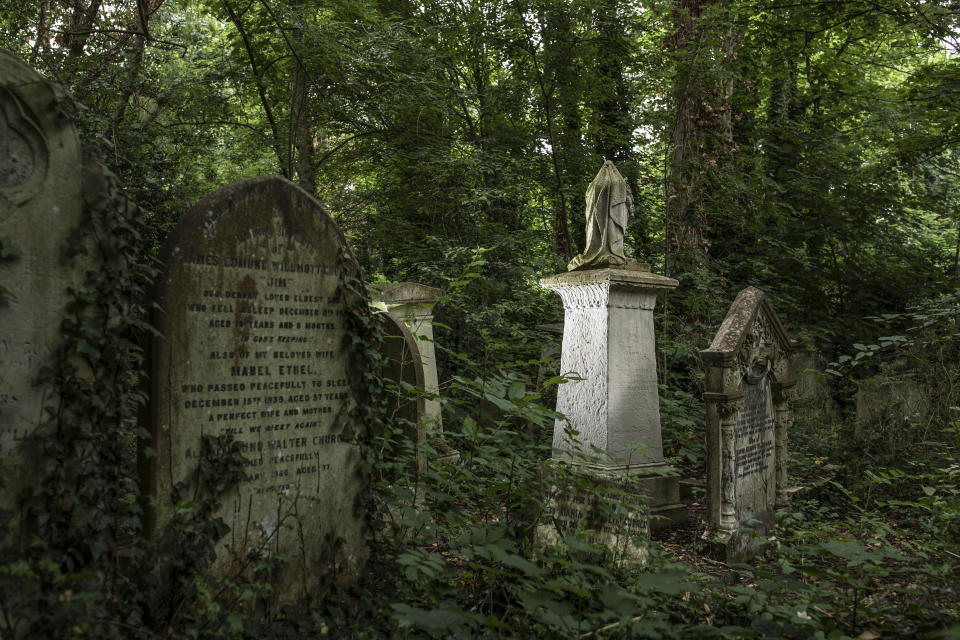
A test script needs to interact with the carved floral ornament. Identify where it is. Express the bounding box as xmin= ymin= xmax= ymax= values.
xmin=736 ymin=312 xmax=782 ymax=387
xmin=0 ymin=85 xmax=49 ymax=218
